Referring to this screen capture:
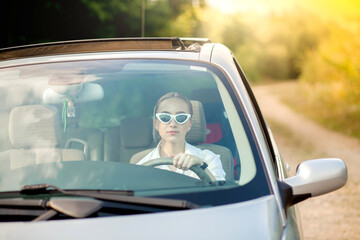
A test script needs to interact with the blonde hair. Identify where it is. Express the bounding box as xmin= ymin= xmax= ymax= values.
xmin=153 ymin=92 xmax=193 ymax=116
